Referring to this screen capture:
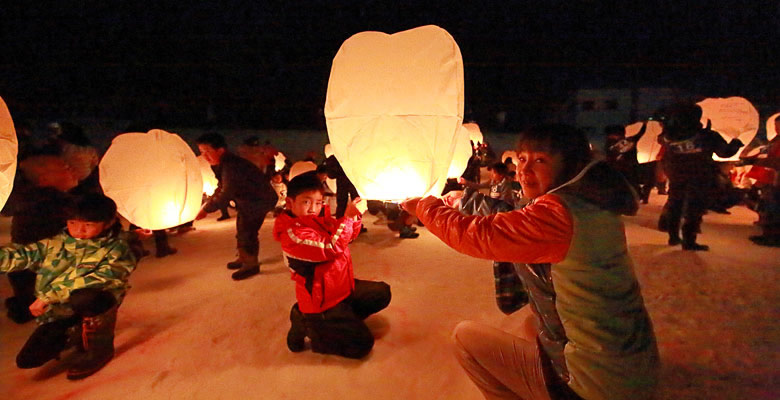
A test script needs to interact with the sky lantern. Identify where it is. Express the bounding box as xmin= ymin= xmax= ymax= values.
xmin=627 ymin=120 xmax=664 ymax=163
xmin=288 ymin=160 xmax=317 ymax=181
xmin=463 ymin=123 xmax=483 ymax=145
xmin=0 ymin=97 xmax=18 ymax=211
xmin=324 ymin=25 xmax=464 ymax=201
xmin=767 ymin=113 xmax=779 ymax=142
xmin=447 ymin=125 xmax=473 ymax=179
xmin=324 ymin=143 xmax=334 ymax=159
xmin=197 ymin=155 xmax=219 ymax=196
xmin=697 ymin=97 xmax=759 ymax=161
xmin=99 ymin=129 xmax=202 ymax=230
xmin=501 ymin=150 xmax=517 ymax=164
xmin=274 ymin=152 xmax=286 ymax=172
